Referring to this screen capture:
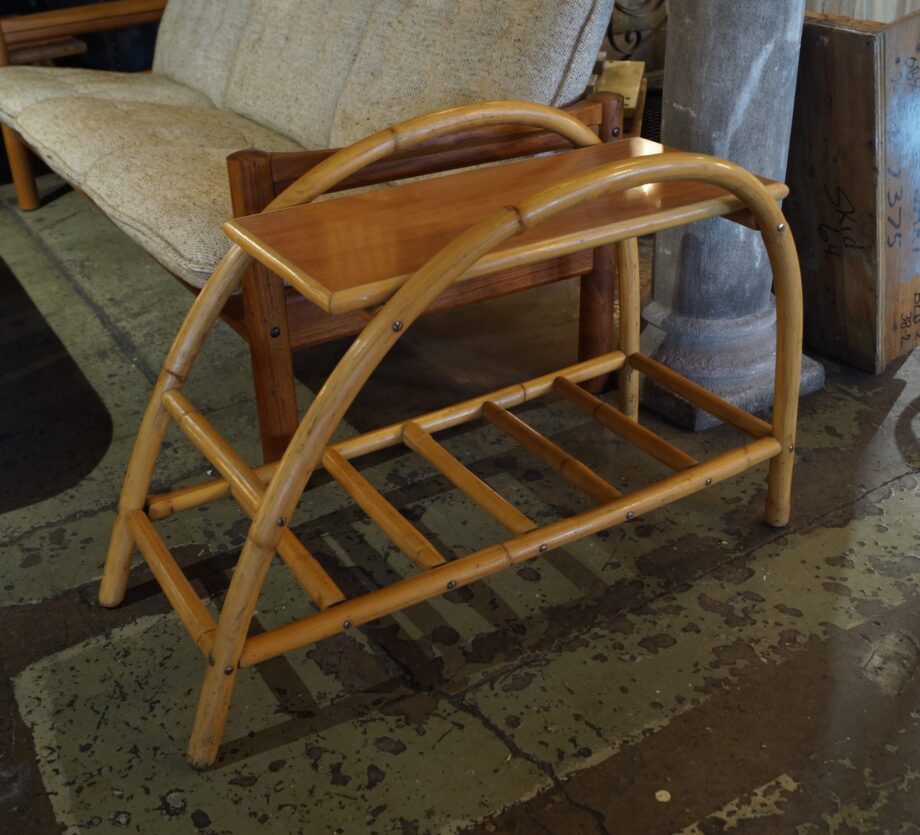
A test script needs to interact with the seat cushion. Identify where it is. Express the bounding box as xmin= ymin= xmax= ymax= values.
xmin=328 ymin=0 xmax=615 ymax=146
xmin=223 ymin=0 xmax=613 ymax=149
xmin=82 ymin=146 xmax=422 ymax=288
xmin=151 ymin=0 xmax=254 ymax=107
xmin=15 ymin=96 xmax=300 ymax=185
xmin=13 ymin=98 xmax=300 ymax=286
xmin=223 ymin=0 xmax=376 ymax=149
xmin=0 ymin=66 xmax=210 ymax=123
xmin=82 ymin=144 xmax=256 ymax=287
